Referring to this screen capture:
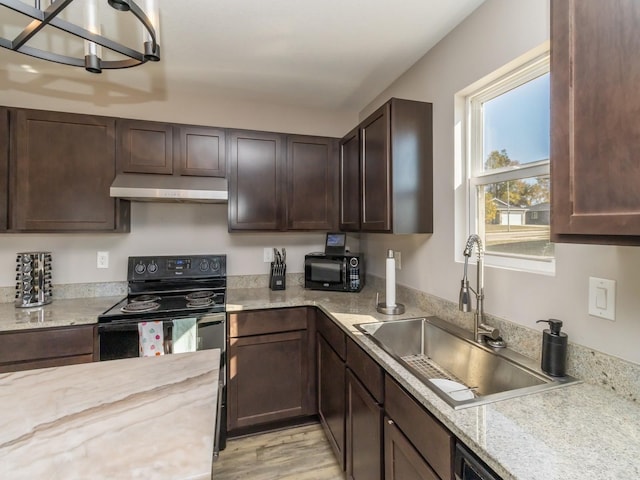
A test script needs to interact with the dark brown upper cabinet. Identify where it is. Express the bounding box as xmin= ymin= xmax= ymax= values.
xmin=551 ymin=0 xmax=640 ymax=245
xmin=117 ymin=119 xmax=225 ymax=177
xmin=228 ymin=130 xmax=338 ymax=231
xmin=0 ymin=107 xmax=8 ymax=231
xmin=340 ymin=98 xmax=433 ymax=234
xmin=228 ymin=130 xmax=285 ymax=230
xmin=339 ymin=127 xmax=361 ymax=231
xmin=10 ymin=108 xmax=129 ymax=232
xmin=177 ymin=125 xmax=226 ymax=177
xmin=287 ymin=135 xmax=338 ymax=230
